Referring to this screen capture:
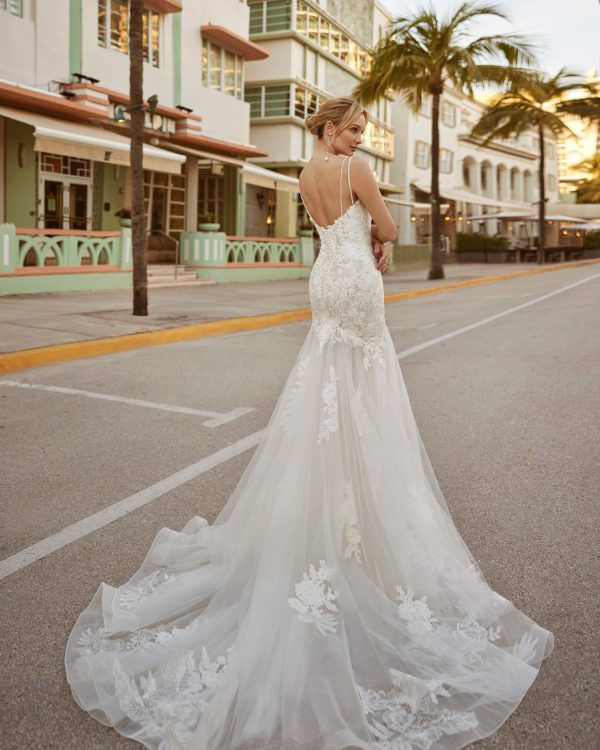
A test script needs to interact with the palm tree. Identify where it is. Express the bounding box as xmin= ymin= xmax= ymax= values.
xmin=471 ymin=69 xmax=600 ymax=263
xmin=575 ymin=153 xmax=600 ymax=203
xmin=130 ymin=0 xmax=147 ymax=315
xmin=354 ymin=1 xmax=536 ymax=279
